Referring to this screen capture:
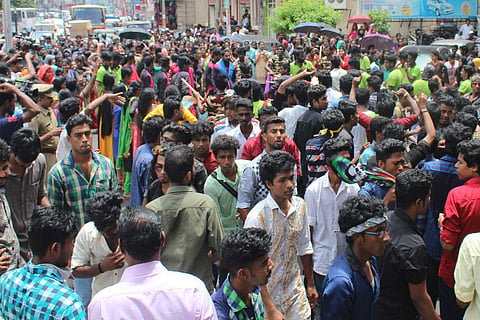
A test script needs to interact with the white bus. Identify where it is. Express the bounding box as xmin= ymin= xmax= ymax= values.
xmin=11 ymin=8 xmax=38 ymax=33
